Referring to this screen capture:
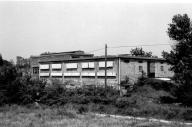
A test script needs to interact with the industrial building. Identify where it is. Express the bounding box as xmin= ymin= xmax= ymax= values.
xmin=30 ymin=50 xmax=173 ymax=88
